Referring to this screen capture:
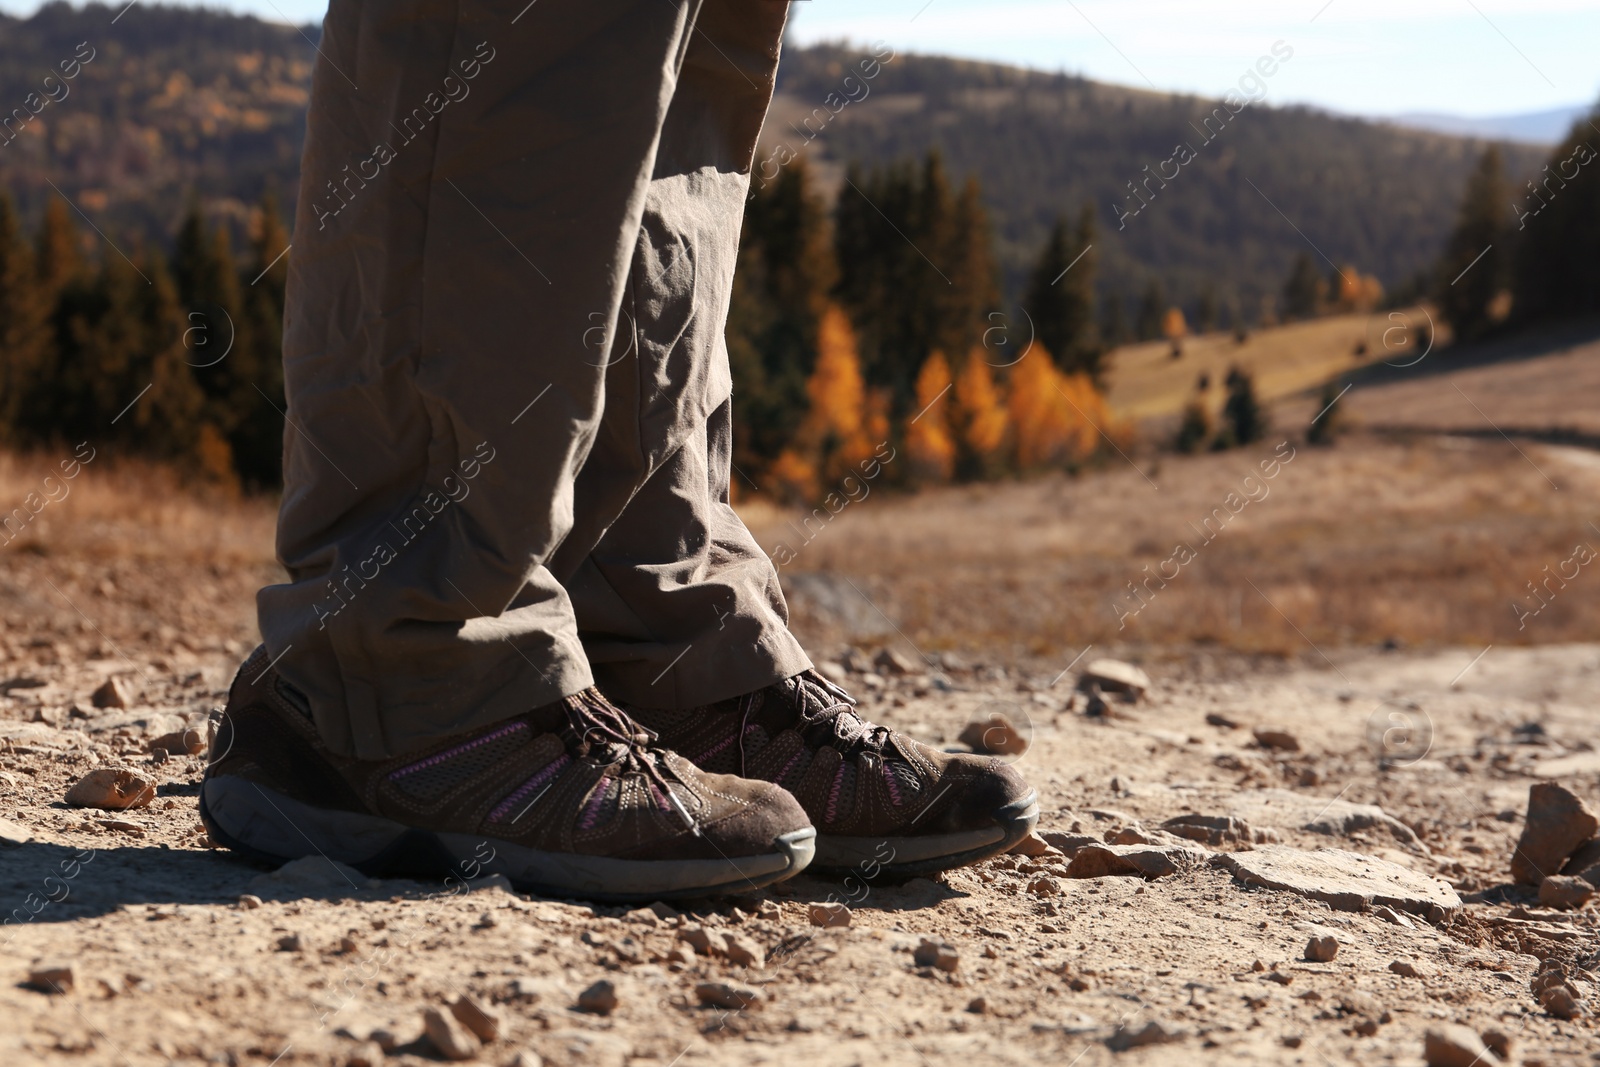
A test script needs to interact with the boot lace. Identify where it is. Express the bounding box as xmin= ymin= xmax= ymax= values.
xmin=564 ymin=689 xmax=701 ymax=835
